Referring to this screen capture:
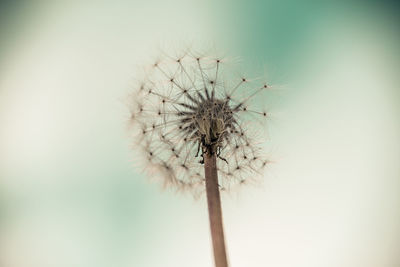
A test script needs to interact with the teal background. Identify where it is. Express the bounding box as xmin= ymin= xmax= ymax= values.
xmin=1 ymin=1 xmax=399 ymax=266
